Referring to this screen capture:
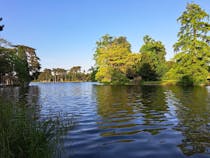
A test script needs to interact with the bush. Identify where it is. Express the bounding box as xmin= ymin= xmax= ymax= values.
xmin=178 ymin=75 xmax=194 ymax=86
xmin=111 ymin=70 xmax=129 ymax=85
